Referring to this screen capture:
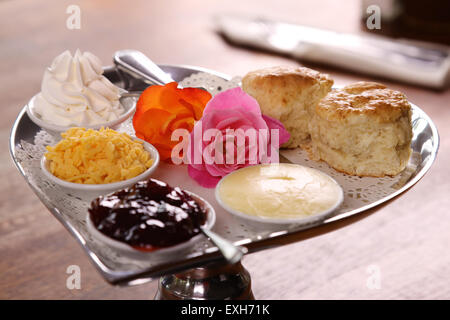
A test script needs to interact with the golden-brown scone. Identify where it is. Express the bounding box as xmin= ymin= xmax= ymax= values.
xmin=242 ymin=66 xmax=333 ymax=148
xmin=308 ymin=81 xmax=412 ymax=177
